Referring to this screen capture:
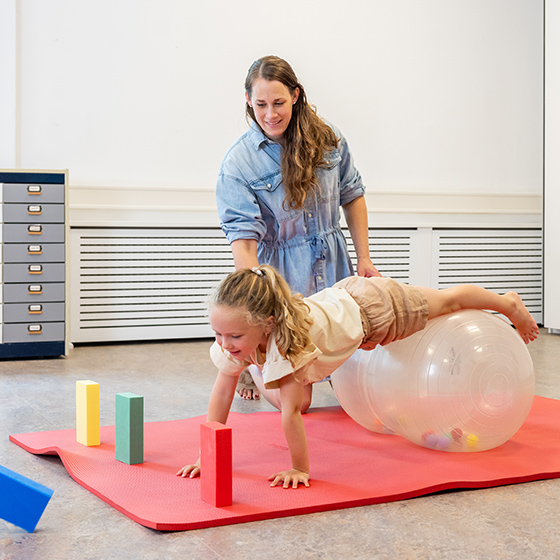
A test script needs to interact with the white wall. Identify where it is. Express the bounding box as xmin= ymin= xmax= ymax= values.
xmin=0 ymin=0 xmax=16 ymax=166
xmin=0 ymin=0 xmax=543 ymax=227
xmin=544 ymin=0 xmax=560 ymax=330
